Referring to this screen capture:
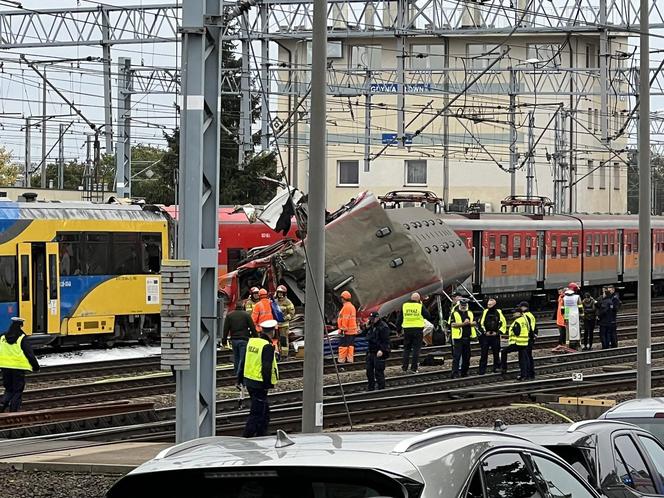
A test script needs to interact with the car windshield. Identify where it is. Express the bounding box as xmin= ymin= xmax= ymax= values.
xmin=107 ymin=466 xmax=420 ymax=498
xmin=610 ymin=418 xmax=664 ymax=444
